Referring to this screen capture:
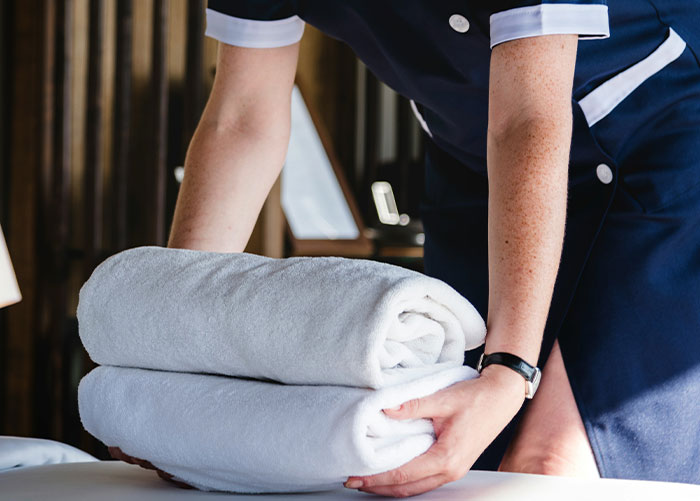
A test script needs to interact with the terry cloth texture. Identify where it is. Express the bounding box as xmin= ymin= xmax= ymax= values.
xmin=78 ymin=365 xmax=478 ymax=493
xmin=77 ymin=247 xmax=487 ymax=492
xmin=78 ymin=246 xmax=486 ymax=389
